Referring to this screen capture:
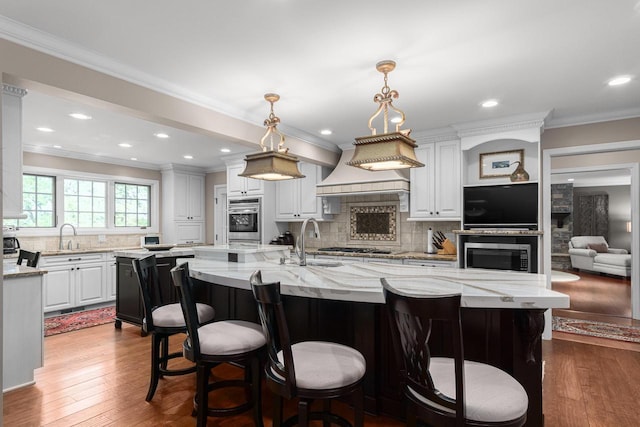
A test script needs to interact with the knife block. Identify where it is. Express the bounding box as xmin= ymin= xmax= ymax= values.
xmin=437 ymin=238 xmax=457 ymax=255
